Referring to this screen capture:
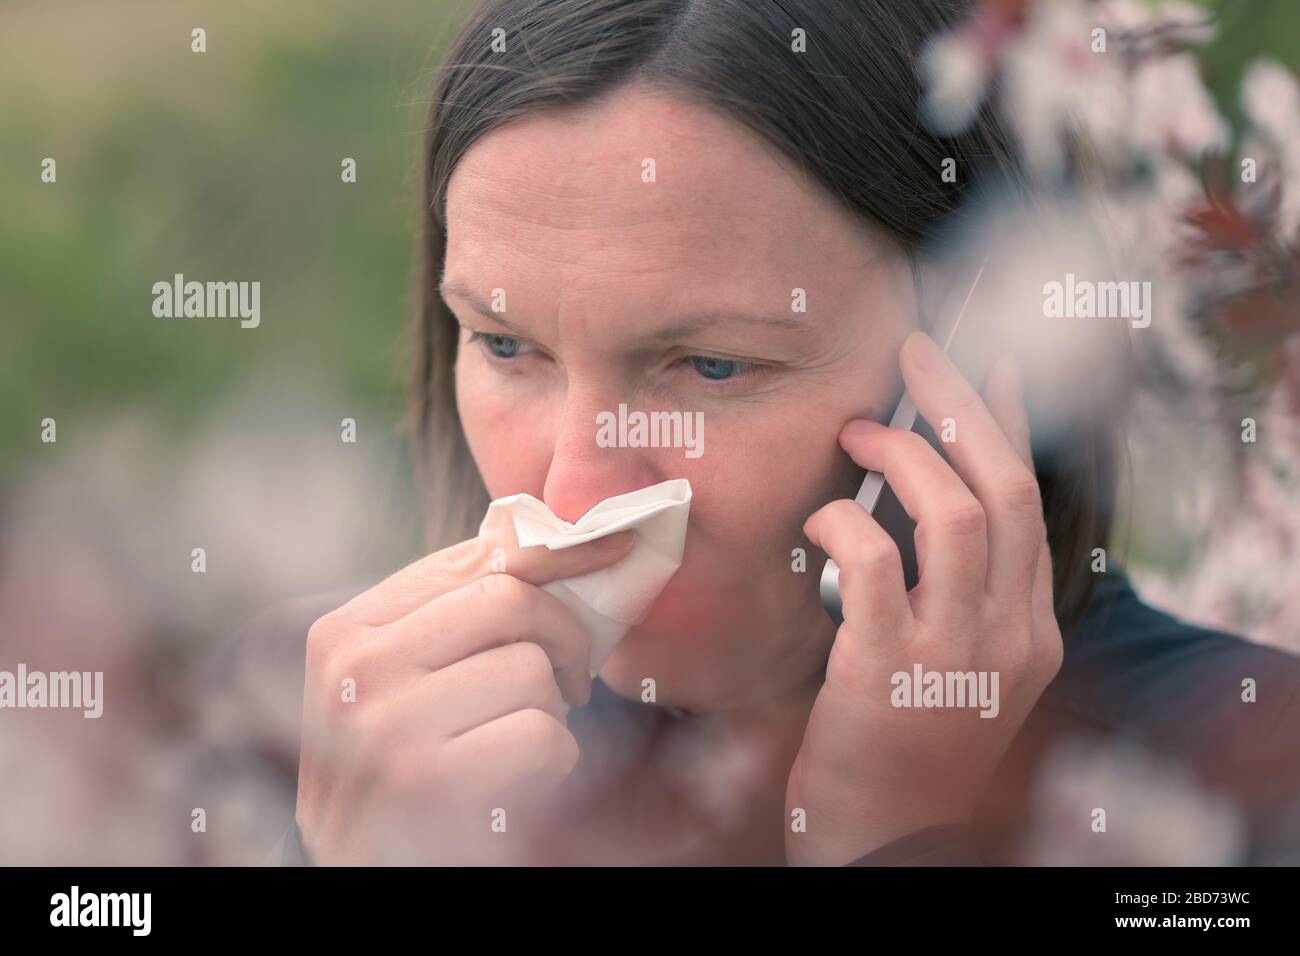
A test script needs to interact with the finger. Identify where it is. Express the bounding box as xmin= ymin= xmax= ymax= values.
xmin=804 ymin=499 xmax=911 ymax=636
xmin=836 ymin=418 xmax=986 ymax=623
xmin=1031 ymin=539 xmax=1055 ymax=630
xmin=982 ymin=354 xmax=1055 ymax=622
xmin=379 ymin=573 xmax=594 ymax=705
xmin=340 ymin=525 xmax=636 ymax=626
xmin=437 ymin=707 xmax=580 ymax=800
xmin=982 ymin=354 xmax=1033 ymax=473
xmin=901 ymin=332 xmax=1044 ymax=604
xmin=371 ymin=642 xmax=571 ymax=747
